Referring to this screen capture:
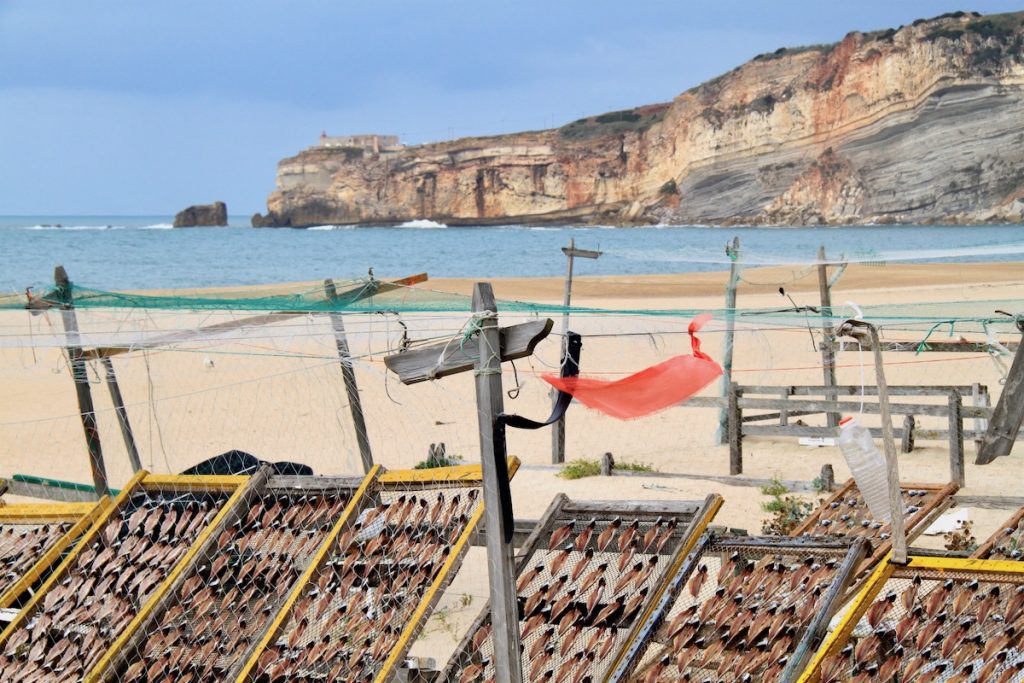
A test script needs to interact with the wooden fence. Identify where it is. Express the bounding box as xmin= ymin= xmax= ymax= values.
xmin=704 ymin=384 xmax=993 ymax=485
